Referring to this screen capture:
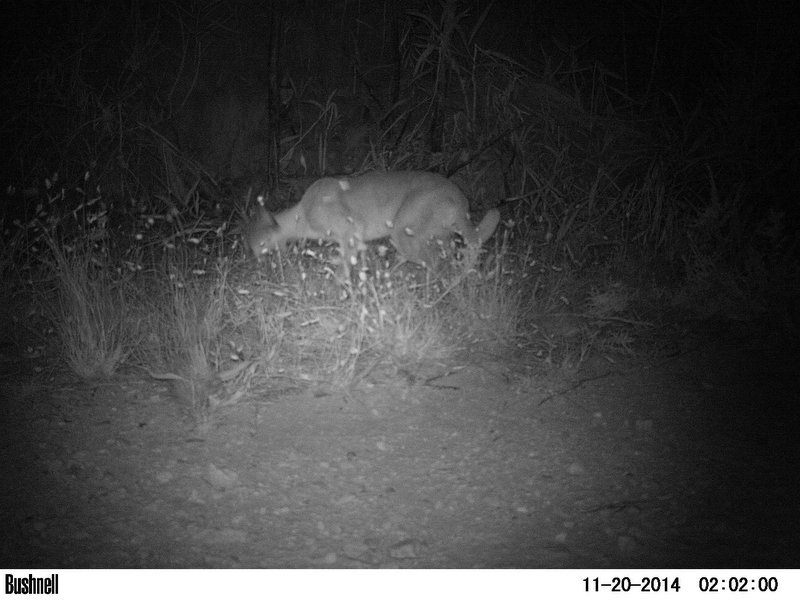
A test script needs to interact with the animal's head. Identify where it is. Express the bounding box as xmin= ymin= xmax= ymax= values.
xmin=242 ymin=208 xmax=281 ymax=258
